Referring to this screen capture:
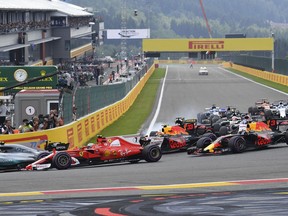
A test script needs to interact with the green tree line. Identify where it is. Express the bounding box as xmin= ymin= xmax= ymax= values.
xmin=67 ymin=0 xmax=288 ymax=59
